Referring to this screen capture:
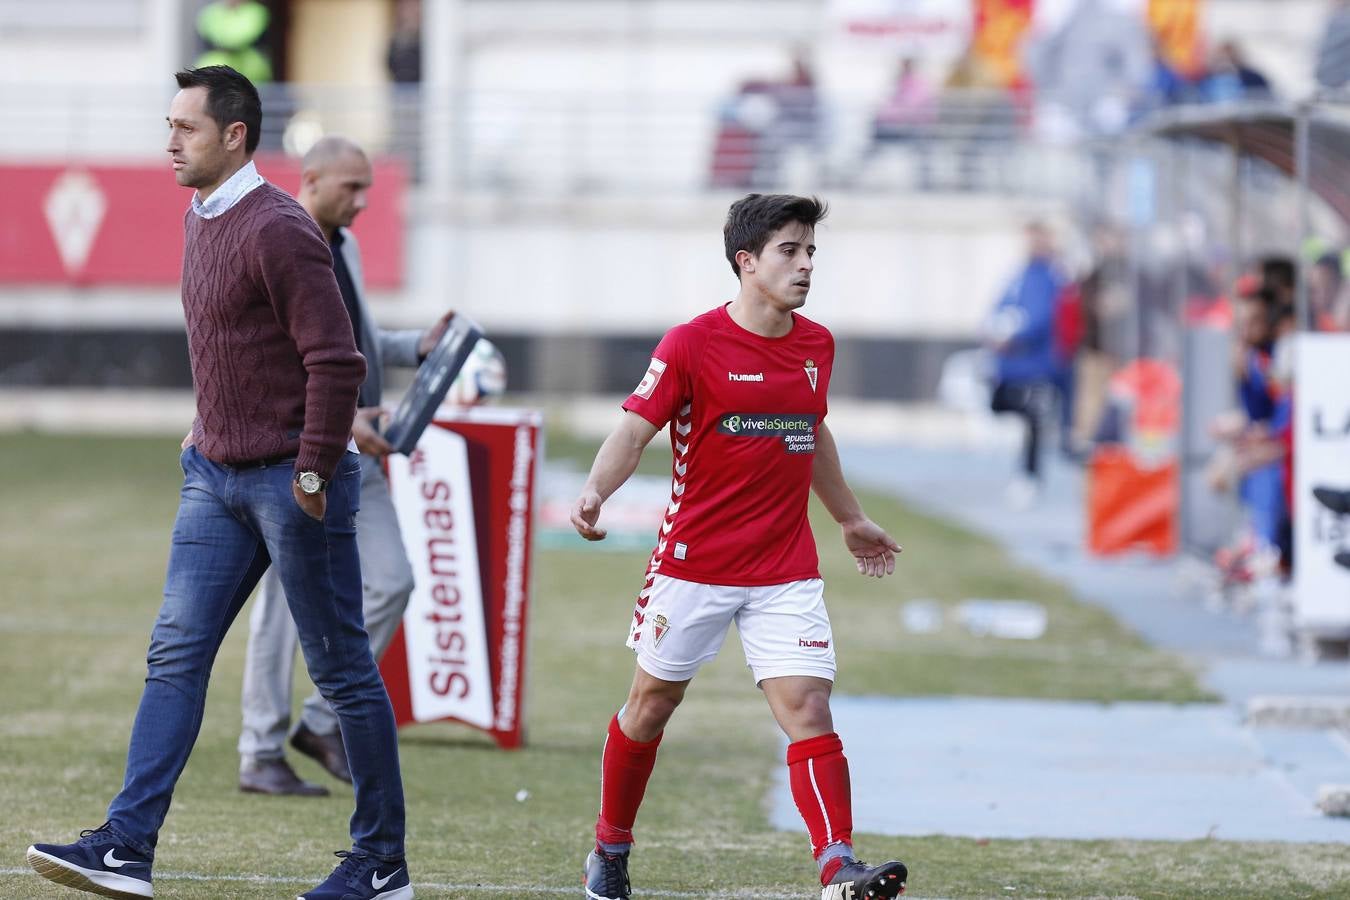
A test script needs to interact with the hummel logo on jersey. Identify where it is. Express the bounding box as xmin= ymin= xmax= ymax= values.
xmin=728 ymin=371 xmax=764 ymax=382
xmin=372 ymin=867 xmax=402 ymax=889
xmin=821 ymin=883 xmax=857 ymax=900
xmin=799 ymin=638 xmax=830 ymax=649
xmin=103 ymin=849 xmax=134 ymax=868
